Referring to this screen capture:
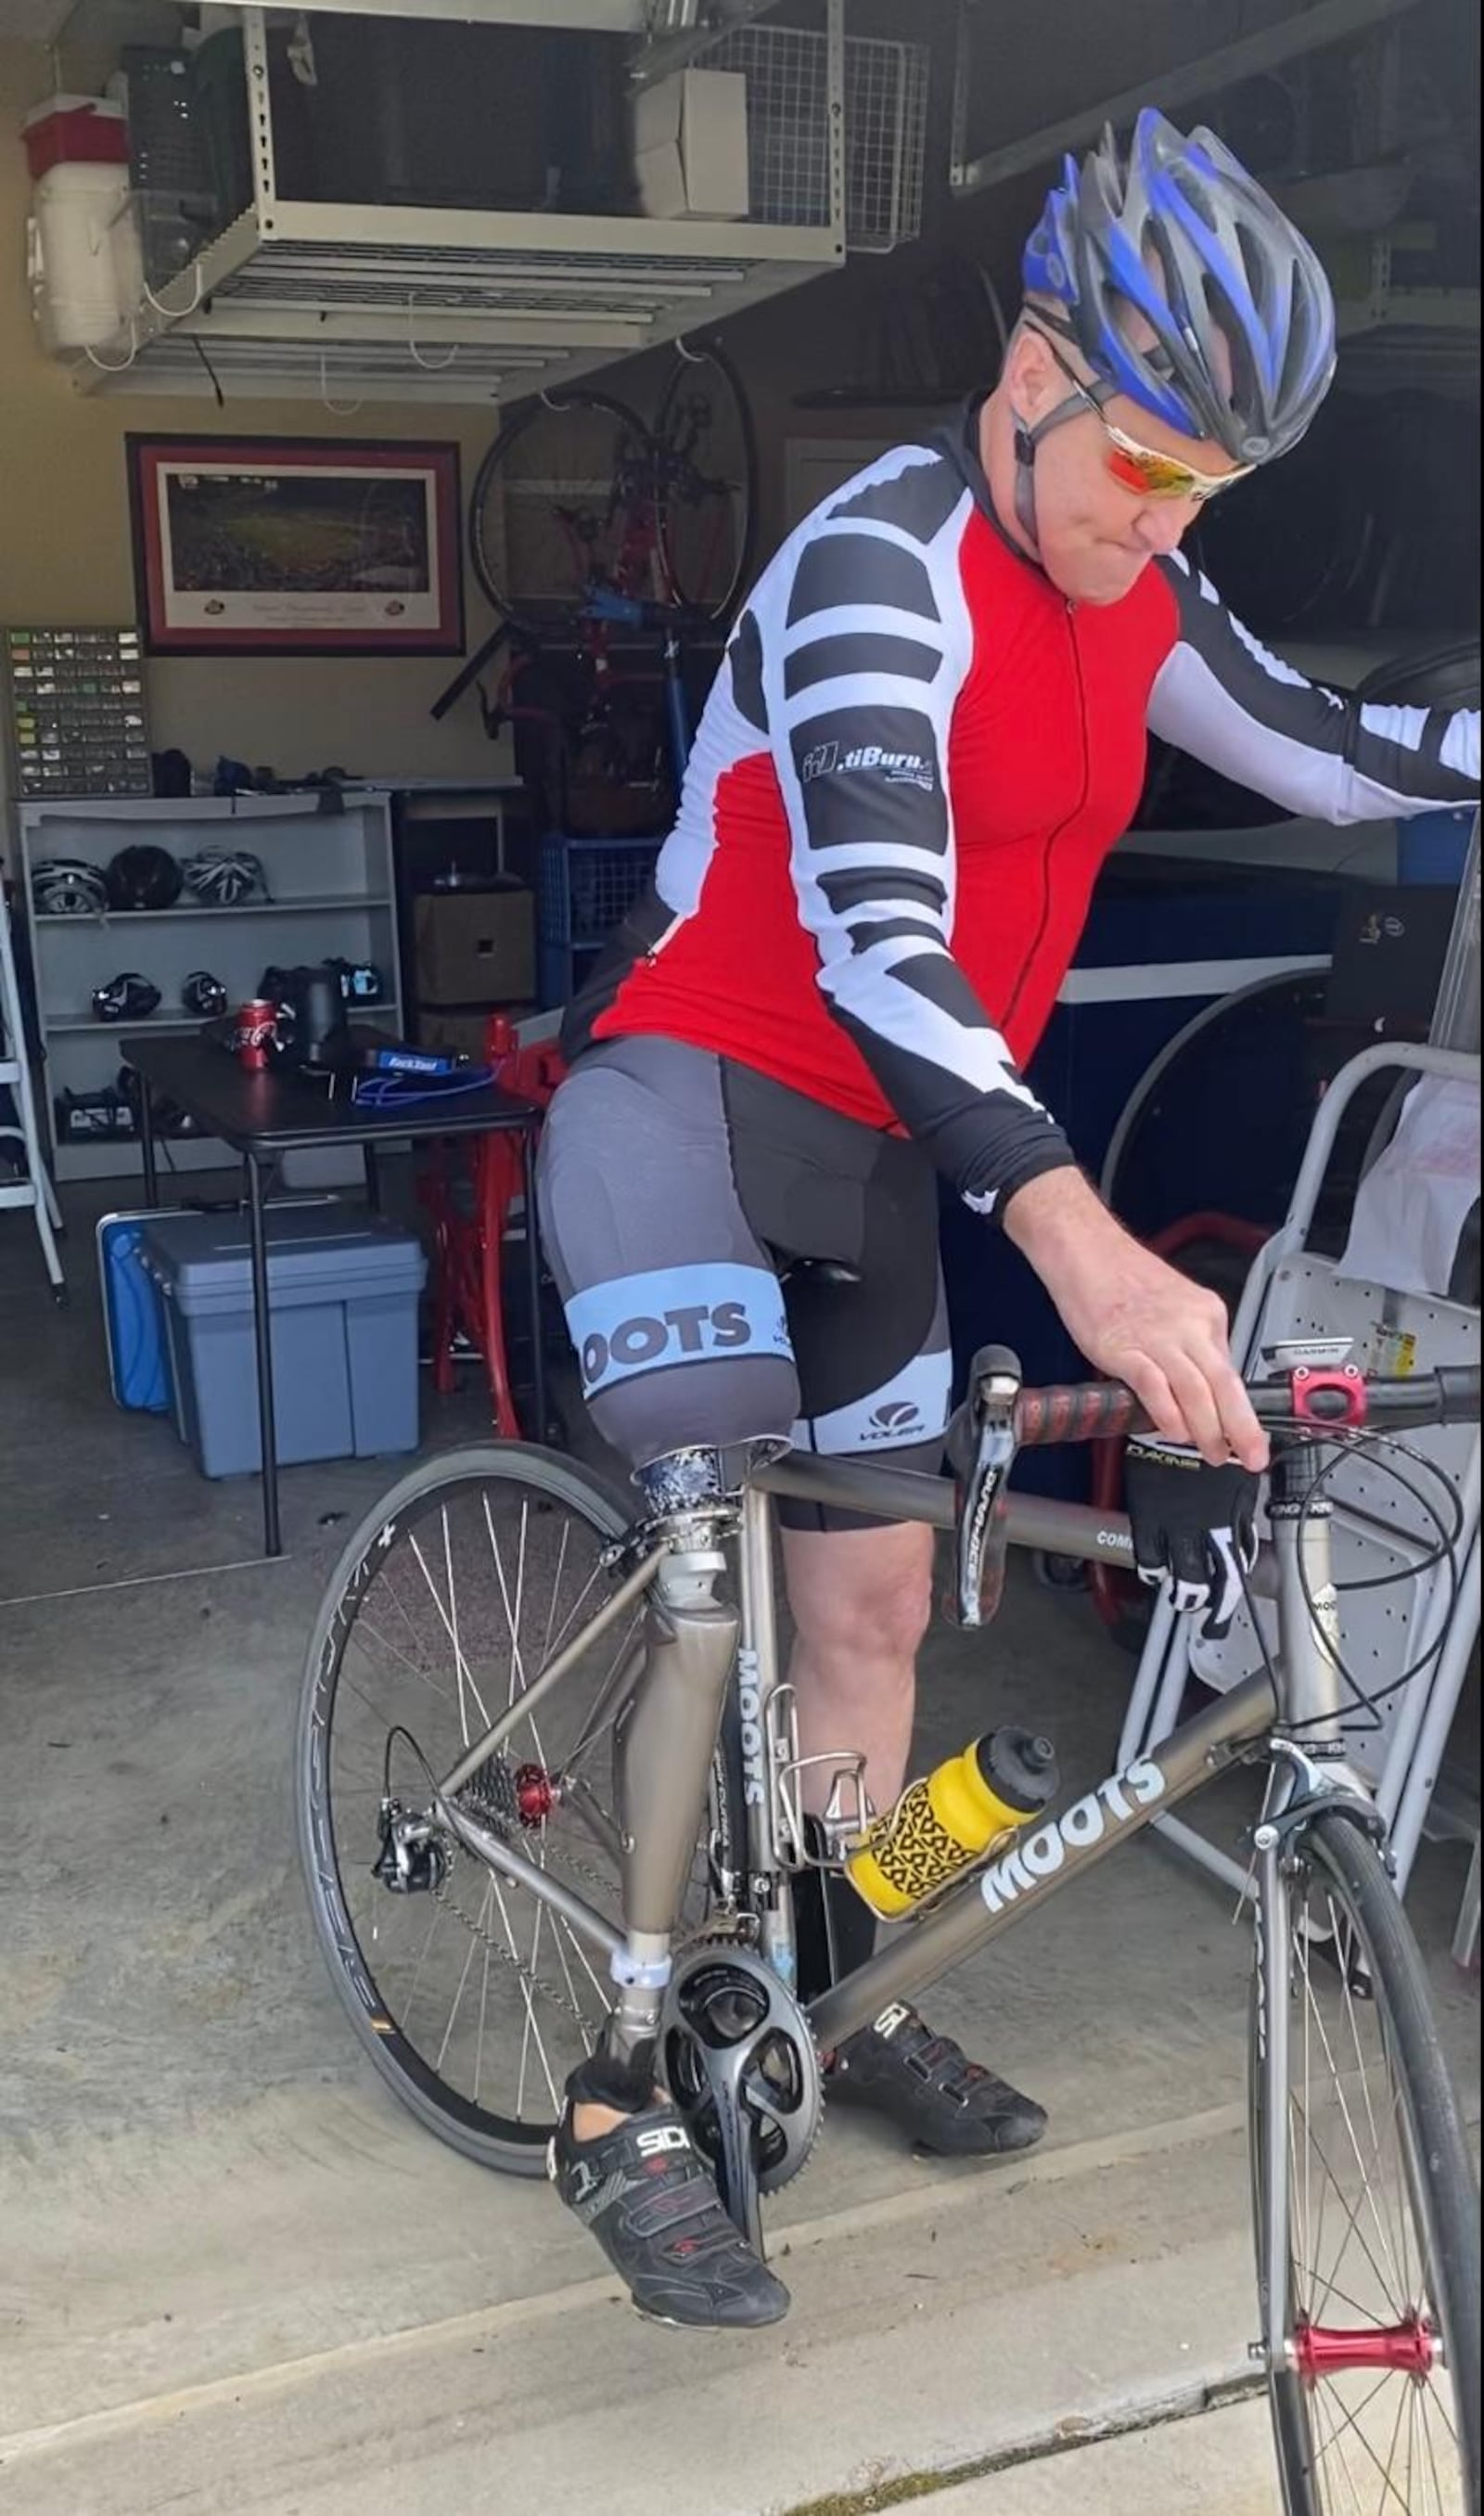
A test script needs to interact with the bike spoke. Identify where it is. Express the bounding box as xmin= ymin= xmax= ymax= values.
xmin=436 ymin=1881 xmax=487 ymax=2074
xmin=314 ymin=1468 xmax=723 ymax=2154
